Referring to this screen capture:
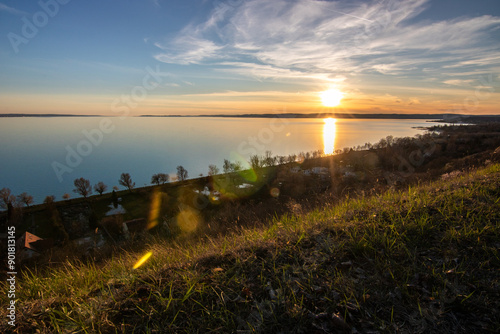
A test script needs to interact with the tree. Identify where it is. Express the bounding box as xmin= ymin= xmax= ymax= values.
xmin=152 ymin=173 xmax=169 ymax=186
xmin=2 ymin=188 xmax=20 ymax=223
xmin=231 ymin=161 xmax=242 ymax=171
xmin=94 ymin=181 xmax=107 ymax=195
xmin=44 ymin=195 xmax=56 ymax=204
xmin=44 ymin=195 xmax=69 ymax=245
xmin=0 ymin=188 xmax=16 ymax=210
xmin=73 ymin=177 xmax=92 ymax=198
xmin=17 ymin=192 xmax=34 ymax=208
xmin=223 ymin=159 xmax=233 ymax=173
xmin=158 ymin=173 xmax=169 ymax=184
xmin=151 ymin=173 xmax=161 ymax=186
xmin=249 ymin=155 xmax=261 ymax=169
xmin=119 ymin=173 xmax=135 ymax=191
xmin=208 ymin=164 xmax=219 ymax=176
xmin=264 ymin=151 xmax=276 ymax=167
xmin=62 ymin=193 xmax=71 ymax=200
xmin=111 ymin=190 xmax=118 ymax=208
xmin=312 ymin=150 xmax=322 ymax=158
xmin=177 ymin=166 xmax=188 ymax=181
xmin=386 ymin=135 xmax=394 ymax=147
